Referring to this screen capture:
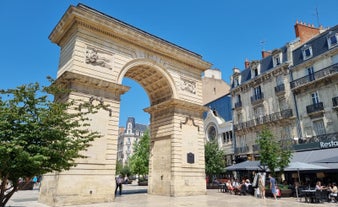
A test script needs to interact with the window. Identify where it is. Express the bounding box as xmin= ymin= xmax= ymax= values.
xmin=254 ymin=86 xmax=262 ymax=98
xmin=313 ymin=119 xmax=325 ymax=135
xmin=276 ymin=75 xmax=283 ymax=86
xmin=302 ymin=45 xmax=313 ymax=60
xmin=307 ymin=66 xmax=315 ymax=81
xmin=311 ymin=92 xmax=320 ymax=104
xmin=207 ymin=126 xmax=217 ymax=141
xmin=327 ymin=32 xmax=338 ymax=49
xmin=278 ymin=98 xmax=287 ymax=111
xmin=273 ymin=53 xmax=282 ymax=67
xmin=234 ymin=77 xmax=239 ymax=87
